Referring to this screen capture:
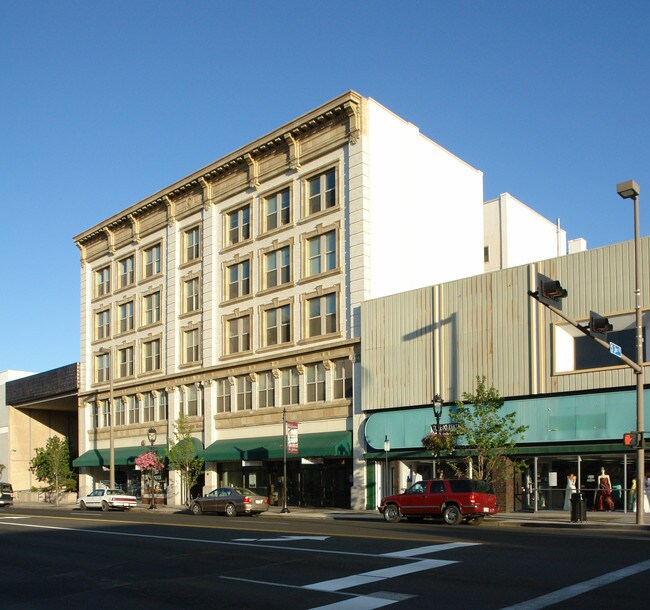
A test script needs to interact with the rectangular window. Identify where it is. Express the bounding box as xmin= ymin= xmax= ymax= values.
xmin=95 ymin=266 xmax=111 ymax=297
xmin=115 ymin=398 xmax=125 ymax=426
xmin=265 ymin=246 xmax=291 ymax=289
xmin=306 ymin=362 xmax=325 ymax=402
xmin=308 ymin=231 xmax=336 ymax=276
xmin=264 ymin=188 xmax=290 ymax=231
xmin=143 ymin=291 xmax=161 ymax=325
xmin=227 ymin=205 xmax=251 ymax=246
xmin=307 ymin=169 xmax=336 ymax=215
xmin=265 ymin=304 xmax=291 ymax=346
xmin=228 ymin=315 xmax=251 ymax=354
xmin=127 ymin=395 xmax=139 ymax=424
xmin=184 ymin=277 xmax=200 ymax=312
xmin=91 ymin=403 xmax=99 ymax=429
xmin=281 ymin=368 xmax=299 ymax=405
xmin=184 ymin=328 xmax=200 ymax=363
xmin=216 ymin=379 xmax=231 ymax=413
xmin=95 ymin=309 xmax=110 ymax=340
xmin=185 ymin=385 xmax=199 ymax=416
xmin=228 ymin=260 xmax=251 ymax=300
xmin=102 ymin=399 xmax=111 ymax=427
xmin=158 ymin=391 xmax=168 ymax=421
xmin=185 ymin=226 xmax=200 ymax=262
xmin=236 ymin=375 xmax=252 ymax=411
xmin=333 ymin=358 xmax=353 ymax=399
xmin=95 ymin=352 xmax=110 ymax=383
xmin=118 ymin=255 xmax=135 ymax=288
xmin=258 ymin=371 xmax=275 ymax=408
xmin=144 ymin=243 xmax=161 ymax=278
xmin=118 ymin=346 xmax=134 ymax=378
xmin=119 ymin=301 xmax=134 ymax=333
xmin=143 ymin=339 xmax=161 ymax=372
xmin=307 ymin=293 xmax=337 ymax=337
xmin=143 ymin=393 xmax=155 ymax=422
